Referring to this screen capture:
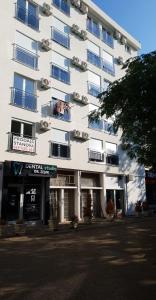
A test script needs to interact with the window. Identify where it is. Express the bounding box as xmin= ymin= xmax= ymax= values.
xmin=53 ymin=0 xmax=70 ymax=15
xmin=103 ymin=79 xmax=110 ymax=91
xmin=104 ymin=120 xmax=116 ymax=135
xmin=51 ymin=52 xmax=70 ymax=84
xmin=102 ymin=51 xmax=115 ymax=76
xmin=52 ymin=18 xmax=70 ymax=48
xmin=105 ymin=142 xmax=119 ymax=165
xmin=16 ymin=0 xmax=39 ymax=30
xmin=88 ymin=71 xmax=101 ymax=97
xmin=87 ymin=16 xmax=100 ymax=38
xmin=102 ymin=28 xmax=114 ymax=48
xmin=12 ymin=74 xmax=37 ymax=111
xmin=87 ymin=41 xmax=101 ymax=68
xmin=51 ymin=129 xmax=70 ymax=158
xmin=88 ymin=104 xmax=103 ymax=130
xmin=51 ymin=89 xmax=71 ymax=121
xmin=89 ymin=139 xmax=104 ymax=162
xmin=9 ymin=120 xmax=36 ymax=153
xmin=14 ymin=31 xmax=38 ymax=69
